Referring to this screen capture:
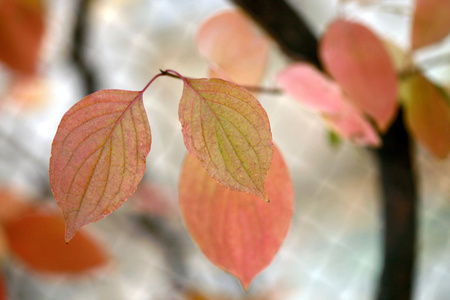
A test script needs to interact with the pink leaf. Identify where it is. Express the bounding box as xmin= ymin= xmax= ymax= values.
xmin=50 ymin=90 xmax=151 ymax=242
xmin=178 ymin=77 xmax=273 ymax=201
xmin=325 ymin=101 xmax=381 ymax=146
xmin=277 ymin=63 xmax=344 ymax=114
xmin=179 ymin=145 xmax=293 ymax=290
xmin=320 ymin=19 xmax=399 ymax=131
xmin=401 ymin=72 xmax=450 ymax=158
xmin=412 ymin=0 xmax=450 ymax=50
xmin=277 ymin=62 xmax=380 ymax=146
xmin=196 ymin=9 xmax=269 ymax=86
